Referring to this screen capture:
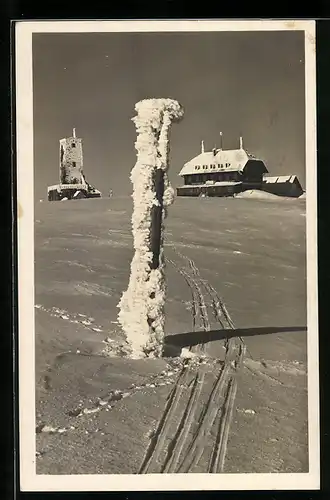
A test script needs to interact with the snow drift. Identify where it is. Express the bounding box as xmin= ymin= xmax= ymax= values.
xmin=235 ymin=189 xmax=289 ymax=200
